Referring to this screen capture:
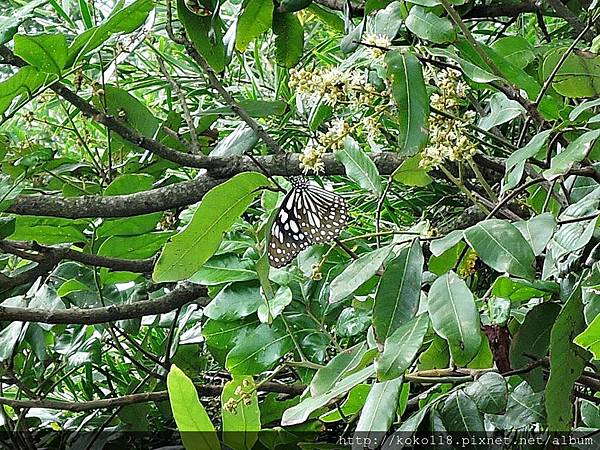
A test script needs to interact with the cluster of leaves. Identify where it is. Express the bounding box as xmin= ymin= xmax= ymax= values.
xmin=1 ymin=0 xmax=600 ymax=449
